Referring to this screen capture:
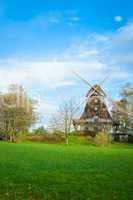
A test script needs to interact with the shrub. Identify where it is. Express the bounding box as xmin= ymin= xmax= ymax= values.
xmin=32 ymin=127 xmax=48 ymax=135
xmin=76 ymin=131 xmax=96 ymax=136
xmin=128 ymin=134 xmax=133 ymax=143
xmin=26 ymin=133 xmax=66 ymax=143
xmin=86 ymin=135 xmax=95 ymax=144
xmin=69 ymin=135 xmax=88 ymax=145
xmin=94 ymin=132 xmax=113 ymax=146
